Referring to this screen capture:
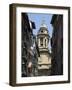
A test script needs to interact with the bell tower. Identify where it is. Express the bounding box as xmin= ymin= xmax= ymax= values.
xmin=37 ymin=20 xmax=51 ymax=76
